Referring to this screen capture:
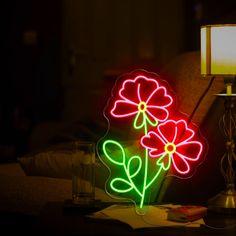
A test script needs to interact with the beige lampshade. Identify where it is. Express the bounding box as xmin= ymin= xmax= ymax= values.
xmin=201 ymin=24 xmax=236 ymax=76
